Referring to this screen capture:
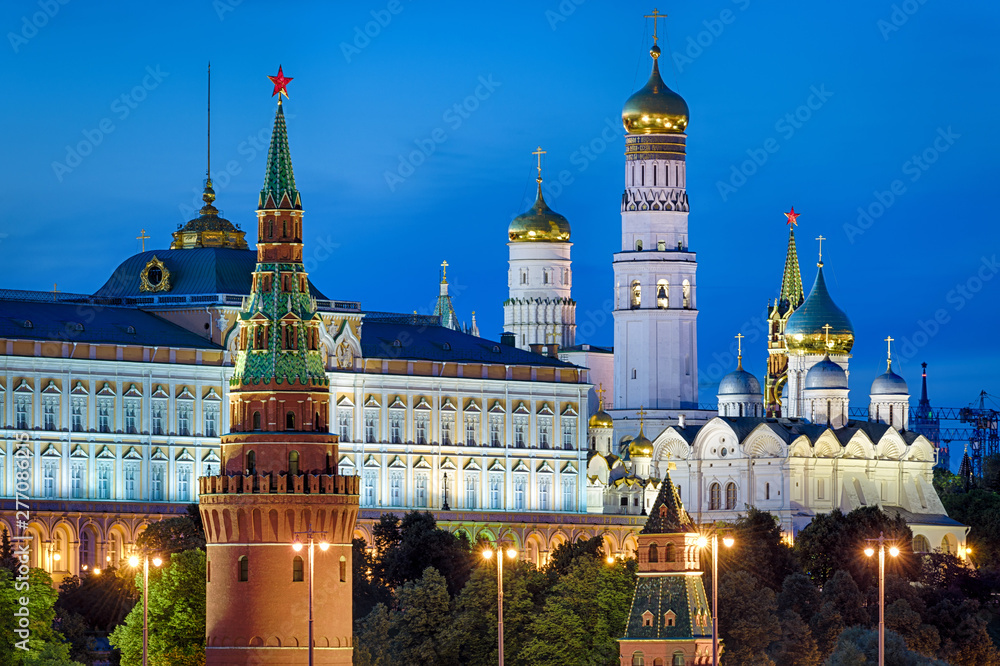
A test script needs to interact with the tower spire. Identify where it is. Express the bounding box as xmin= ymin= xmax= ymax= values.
xmin=260 ymin=70 xmax=301 ymax=210
xmin=920 ymin=362 xmax=929 ymax=404
xmin=207 ymin=62 xmax=211 ymax=182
